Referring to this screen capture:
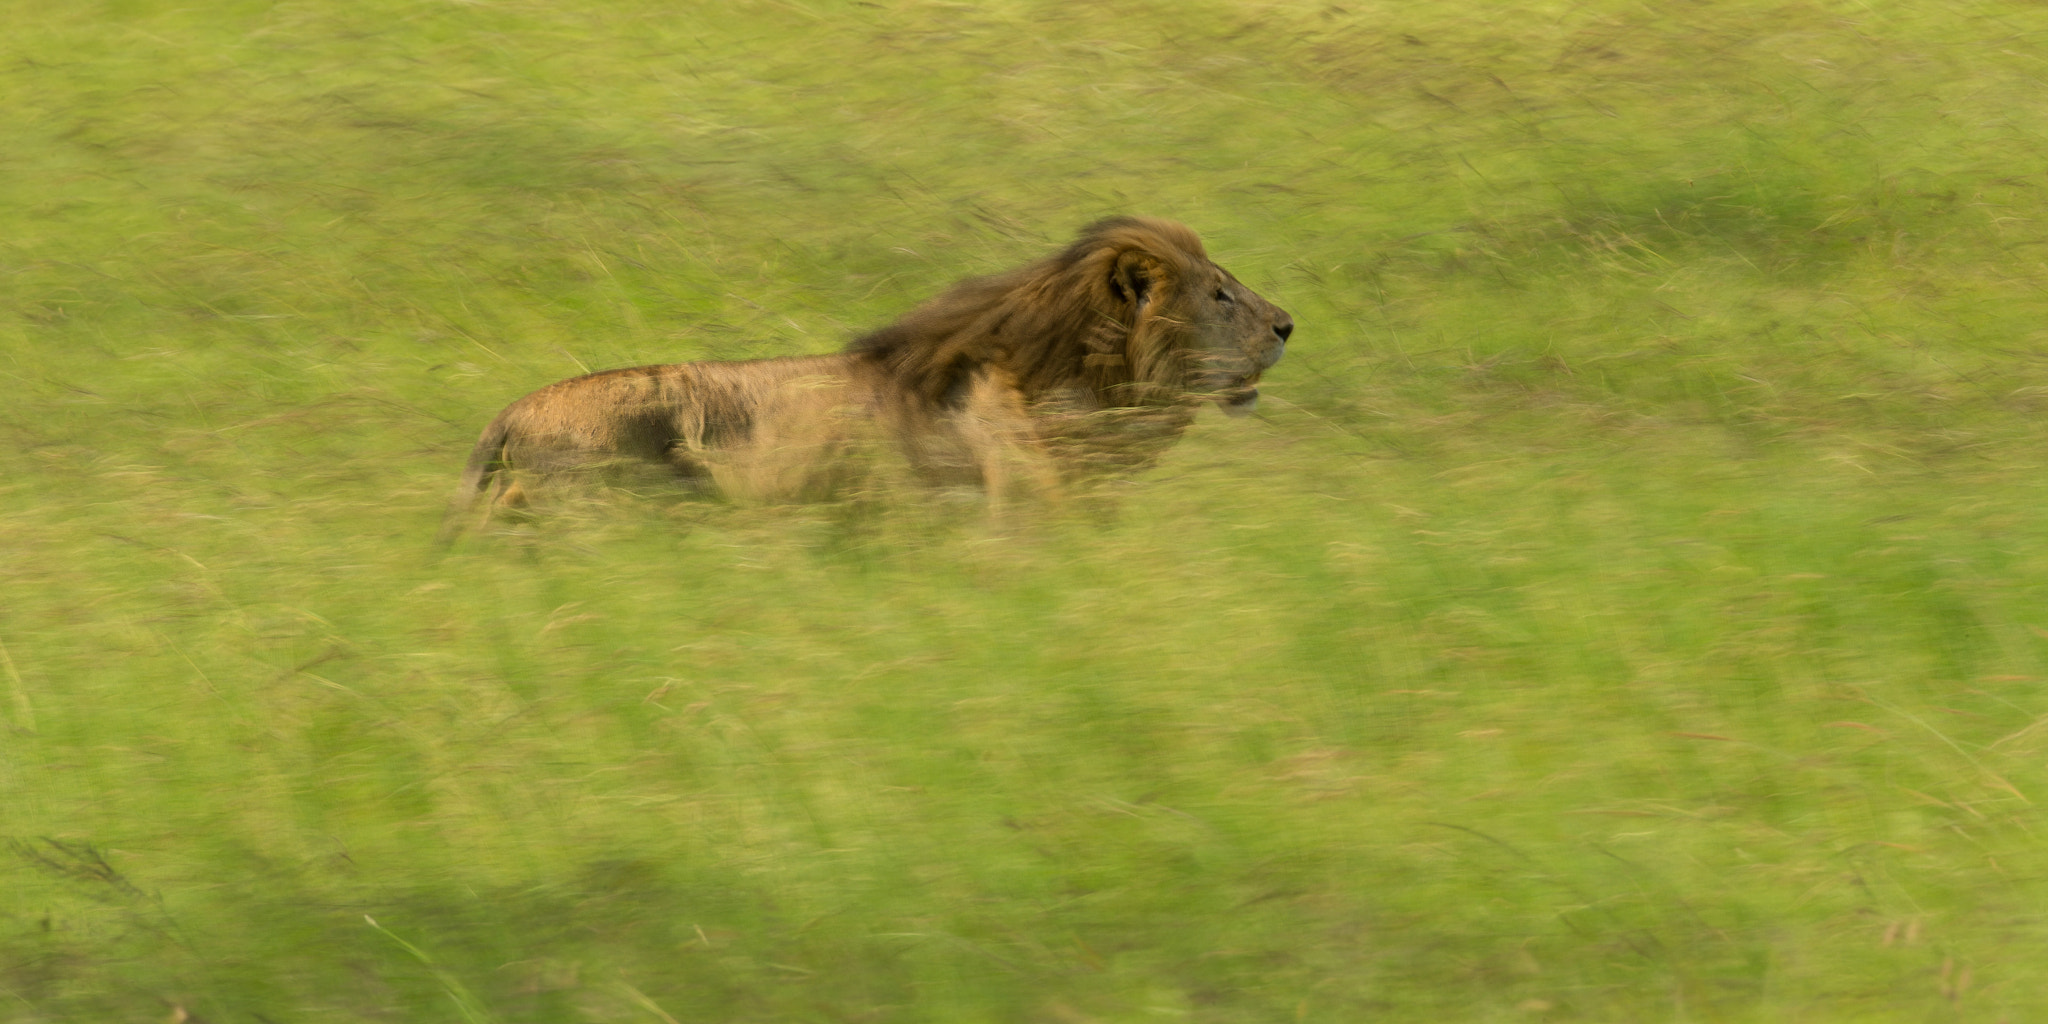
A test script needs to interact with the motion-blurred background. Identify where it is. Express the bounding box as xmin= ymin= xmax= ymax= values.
xmin=6 ymin=1 xmax=2048 ymax=1019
